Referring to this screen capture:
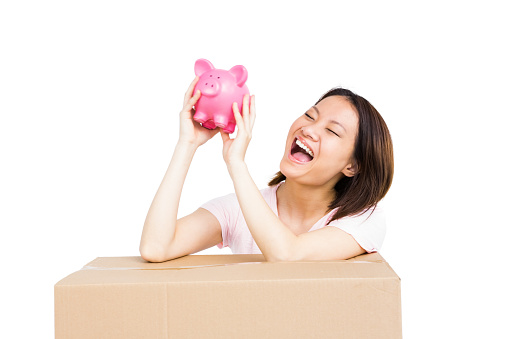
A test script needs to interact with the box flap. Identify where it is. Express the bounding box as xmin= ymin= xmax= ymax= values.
xmin=83 ymin=252 xmax=384 ymax=270
xmin=55 ymin=253 xmax=397 ymax=286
